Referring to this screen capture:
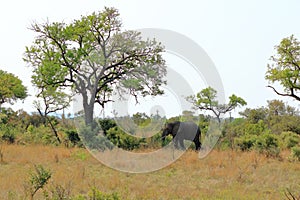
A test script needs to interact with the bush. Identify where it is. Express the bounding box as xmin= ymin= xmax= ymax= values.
xmin=291 ymin=146 xmax=300 ymax=161
xmin=280 ymin=131 xmax=300 ymax=149
xmin=78 ymin=124 xmax=114 ymax=151
xmin=21 ymin=125 xmax=59 ymax=145
xmin=72 ymin=187 xmax=120 ymax=200
xmin=234 ymin=135 xmax=257 ymax=151
xmin=255 ymin=133 xmax=280 ymax=158
xmin=98 ymin=118 xmax=116 ymax=135
xmin=106 ymin=127 xmax=143 ymax=150
xmin=43 ymin=183 xmax=72 ymax=200
xmin=0 ymin=127 xmax=15 ymax=144
xmin=65 ymin=129 xmax=82 ymax=147
xmin=244 ymin=120 xmax=270 ymax=135
xmin=24 ymin=165 xmax=52 ymax=200
xmin=88 ymin=187 xmax=120 ymax=200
